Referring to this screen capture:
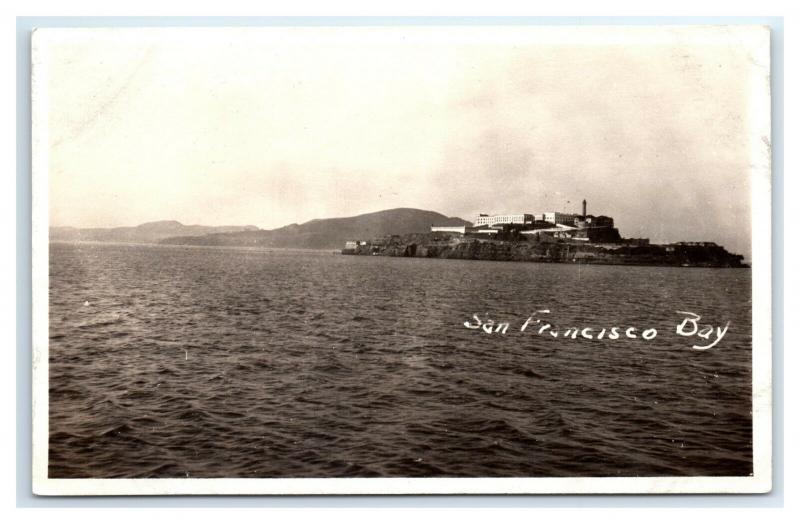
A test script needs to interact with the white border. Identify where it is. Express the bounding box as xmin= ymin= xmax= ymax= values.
xmin=30 ymin=25 xmax=773 ymax=496
xmin=31 ymin=25 xmax=52 ymax=498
